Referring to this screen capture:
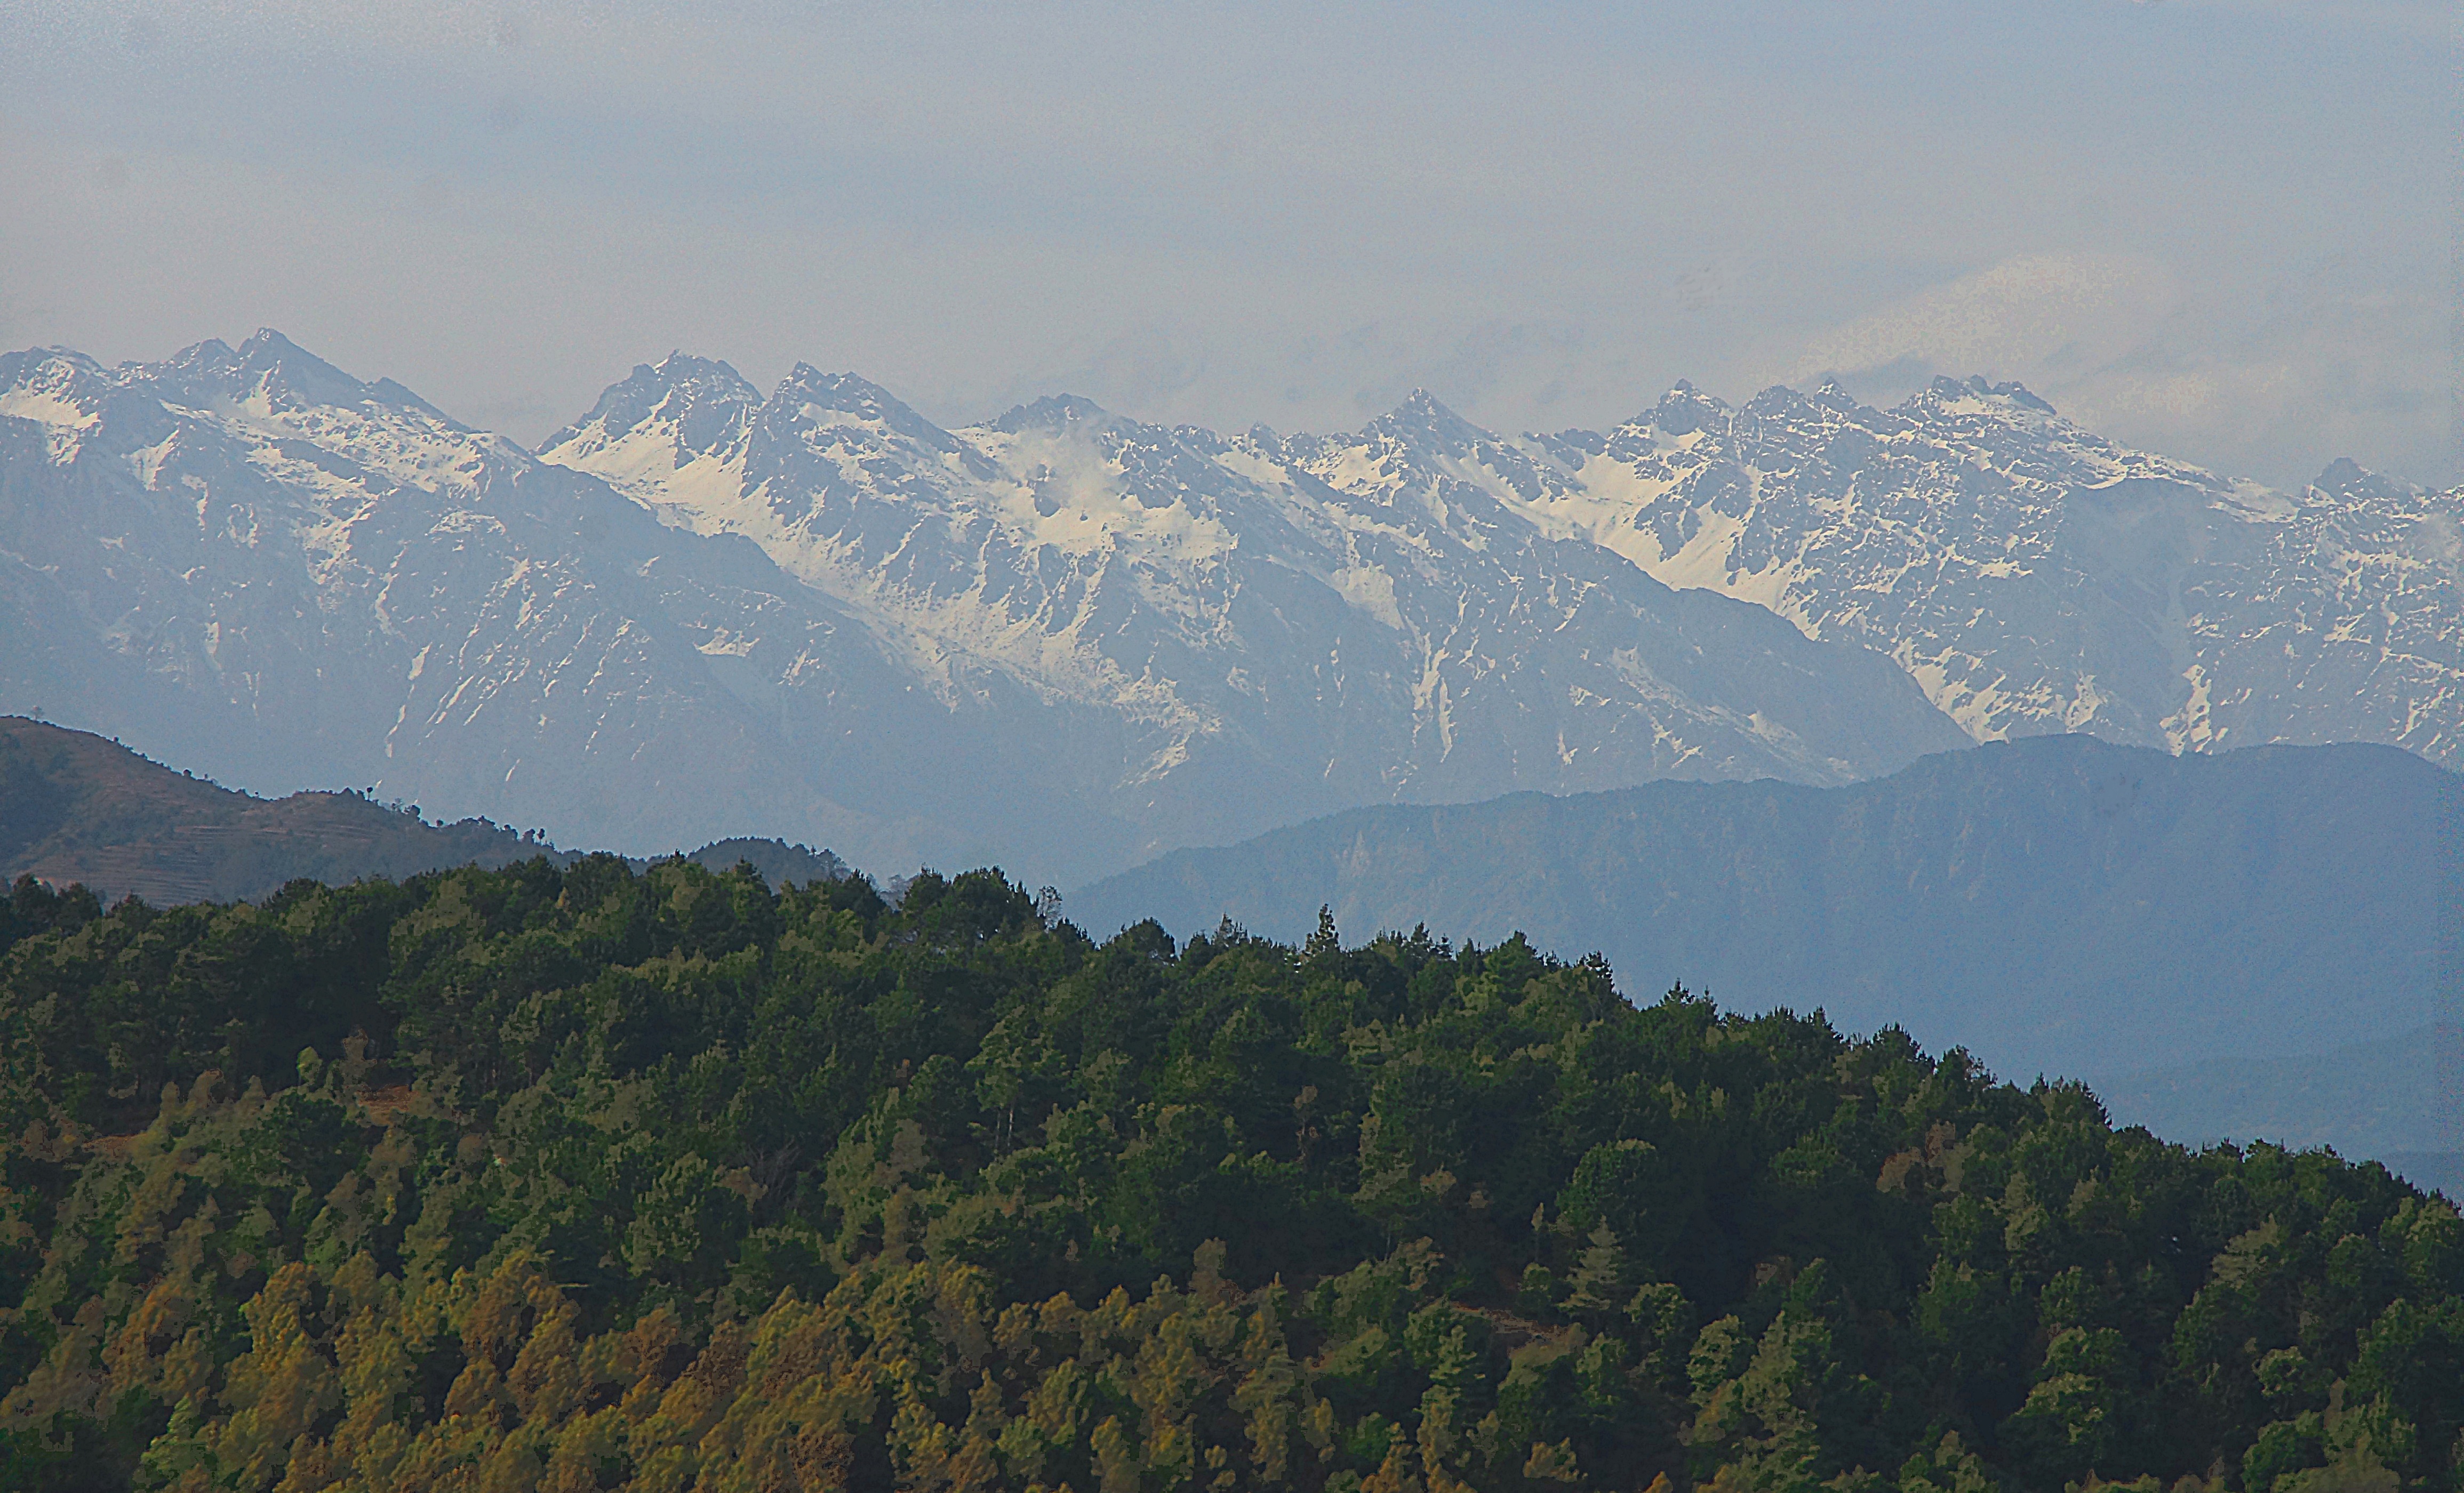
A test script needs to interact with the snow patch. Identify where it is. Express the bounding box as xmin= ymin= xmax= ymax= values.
xmin=0 ymin=388 xmax=98 ymax=463
xmin=1331 ymin=564 xmax=1405 ymax=630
